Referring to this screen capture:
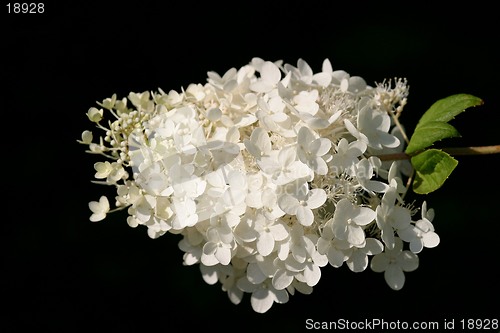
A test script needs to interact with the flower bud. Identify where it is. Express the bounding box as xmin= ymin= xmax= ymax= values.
xmin=87 ymin=107 xmax=103 ymax=122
